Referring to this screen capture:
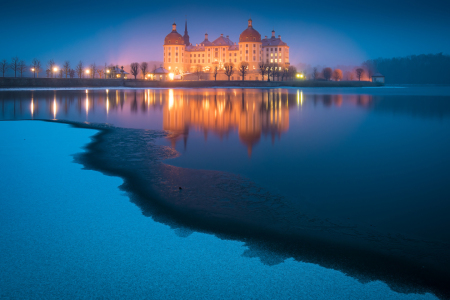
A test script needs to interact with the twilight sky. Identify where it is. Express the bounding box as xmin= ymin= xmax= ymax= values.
xmin=1 ymin=0 xmax=449 ymax=69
